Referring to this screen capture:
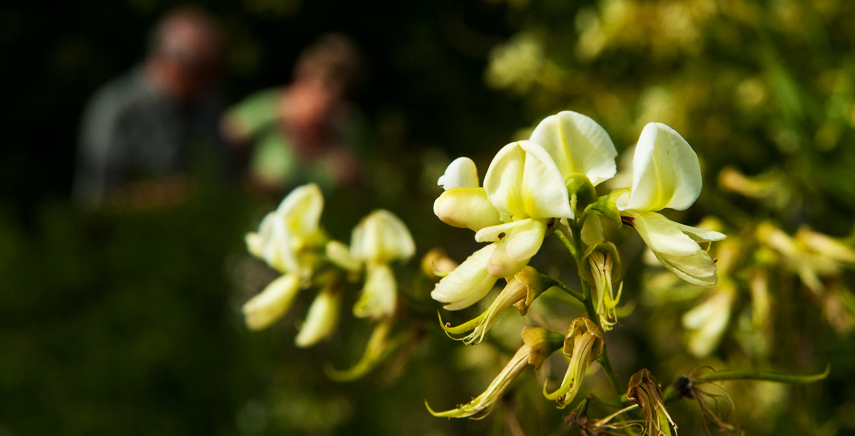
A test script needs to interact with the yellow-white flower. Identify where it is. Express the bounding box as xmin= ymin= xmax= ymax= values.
xmin=245 ymin=183 xmax=326 ymax=279
xmin=529 ymin=110 xmax=618 ymax=190
xmin=350 ymin=210 xmax=415 ymax=320
xmin=432 ymin=112 xmax=618 ymax=310
xmin=243 ymin=183 xmax=326 ymax=330
xmin=616 ymin=123 xmax=725 ymax=287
